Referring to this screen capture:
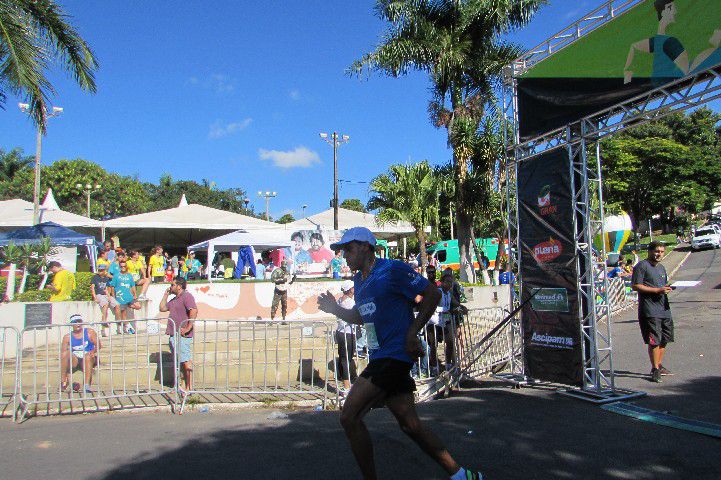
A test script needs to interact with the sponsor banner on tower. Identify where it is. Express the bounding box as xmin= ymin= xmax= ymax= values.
xmin=516 ymin=0 xmax=721 ymax=140
xmin=518 ymin=148 xmax=583 ymax=386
